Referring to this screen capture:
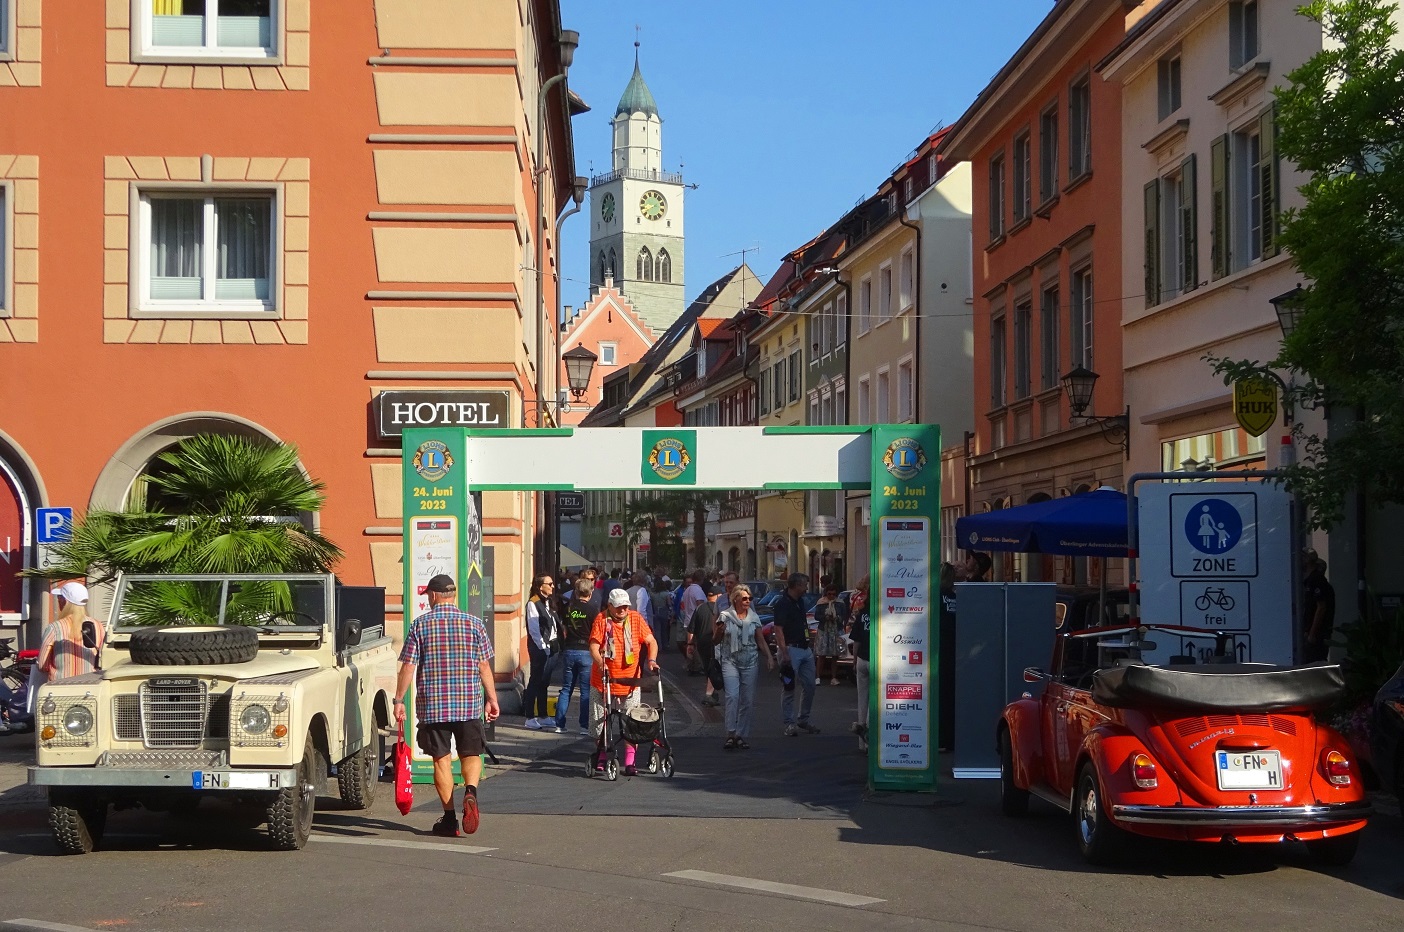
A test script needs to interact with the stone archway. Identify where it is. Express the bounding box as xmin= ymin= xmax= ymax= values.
xmin=0 ymin=428 xmax=47 ymax=633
